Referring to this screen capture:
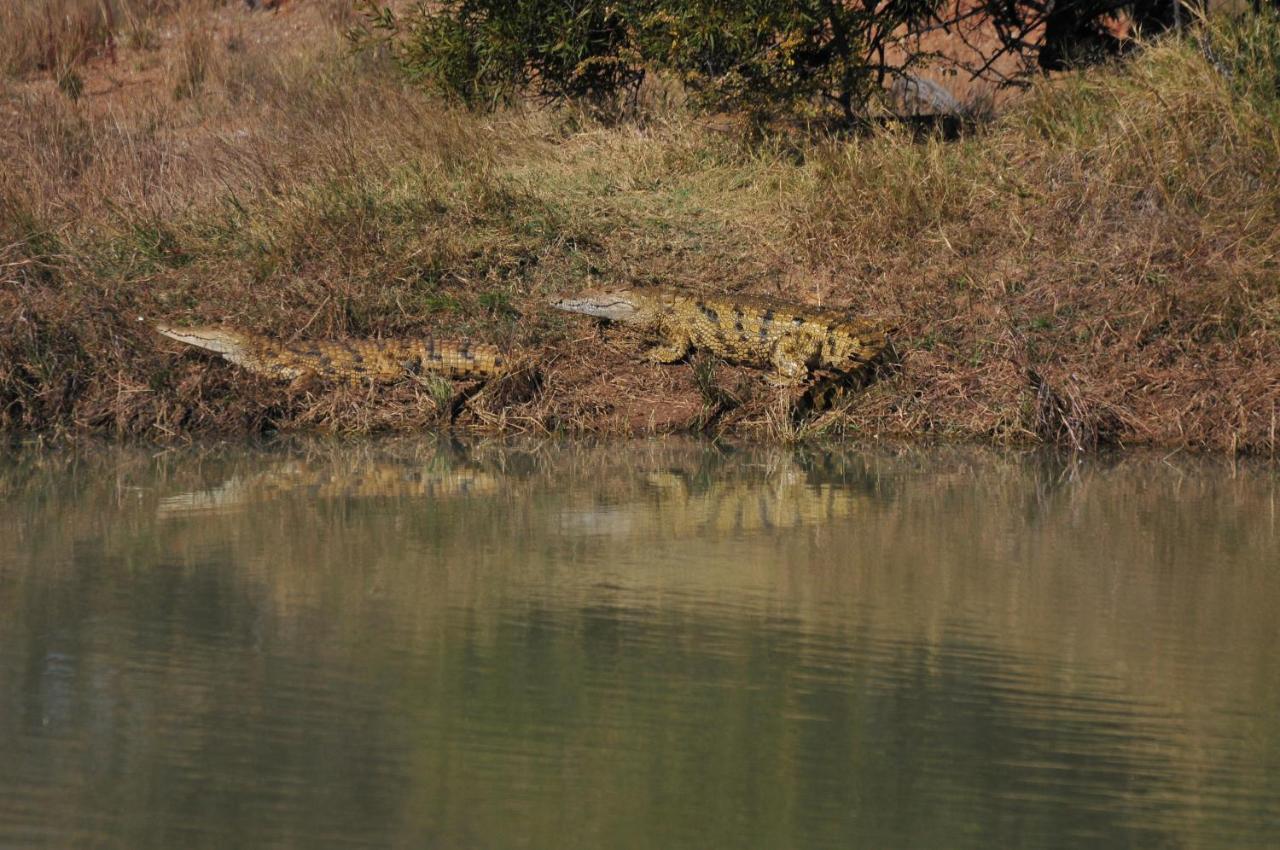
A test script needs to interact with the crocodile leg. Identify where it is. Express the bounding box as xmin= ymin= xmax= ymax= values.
xmin=767 ymin=336 xmax=810 ymax=386
xmin=647 ymin=332 xmax=691 ymax=364
xmin=287 ymin=371 xmax=323 ymax=394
